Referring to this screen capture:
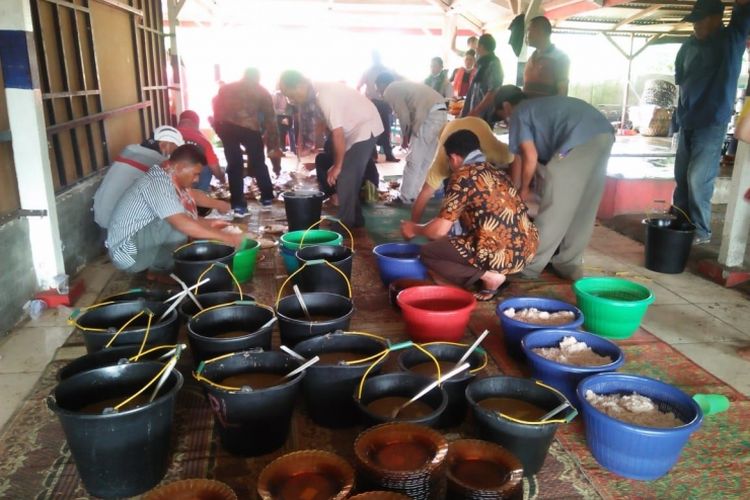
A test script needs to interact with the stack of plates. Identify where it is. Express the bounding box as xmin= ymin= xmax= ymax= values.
xmin=257 ymin=450 xmax=355 ymax=500
xmin=445 ymin=439 xmax=524 ymax=499
xmin=354 ymin=423 xmax=448 ymax=500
